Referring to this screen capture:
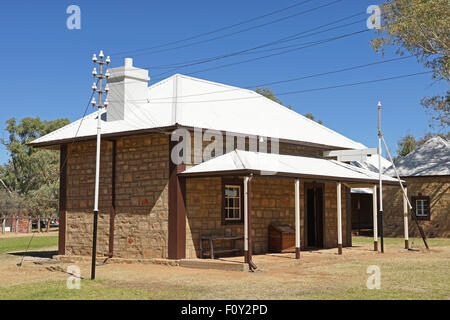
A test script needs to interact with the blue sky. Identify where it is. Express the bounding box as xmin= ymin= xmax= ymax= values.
xmin=0 ymin=0 xmax=446 ymax=164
